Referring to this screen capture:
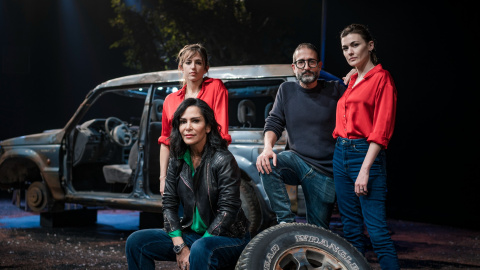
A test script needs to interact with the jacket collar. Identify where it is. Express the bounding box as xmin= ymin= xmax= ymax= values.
xmin=178 ymin=144 xmax=213 ymax=178
xmin=179 ymin=149 xmax=194 ymax=175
